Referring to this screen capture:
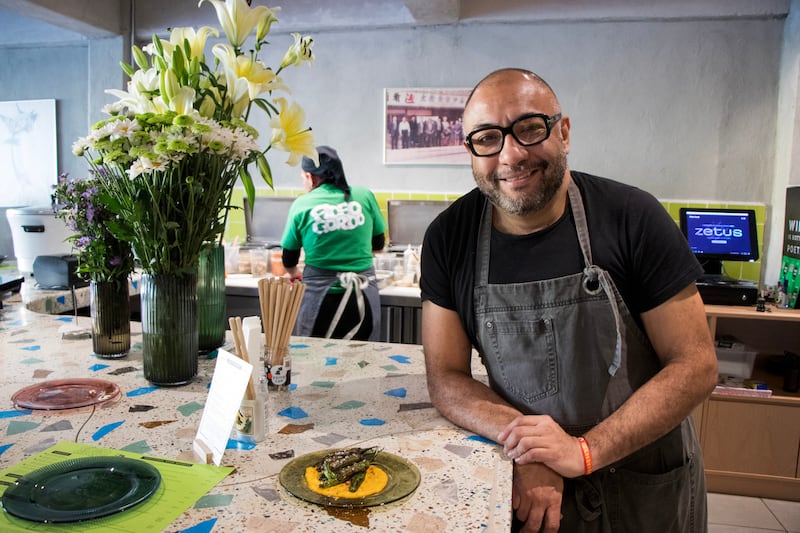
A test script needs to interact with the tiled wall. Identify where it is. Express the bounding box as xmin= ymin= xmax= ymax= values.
xmin=225 ymin=189 xmax=765 ymax=283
